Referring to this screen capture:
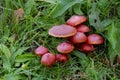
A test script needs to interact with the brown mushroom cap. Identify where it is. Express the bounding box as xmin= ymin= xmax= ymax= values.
xmin=49 ymin=24 xmax=77 ymax=37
